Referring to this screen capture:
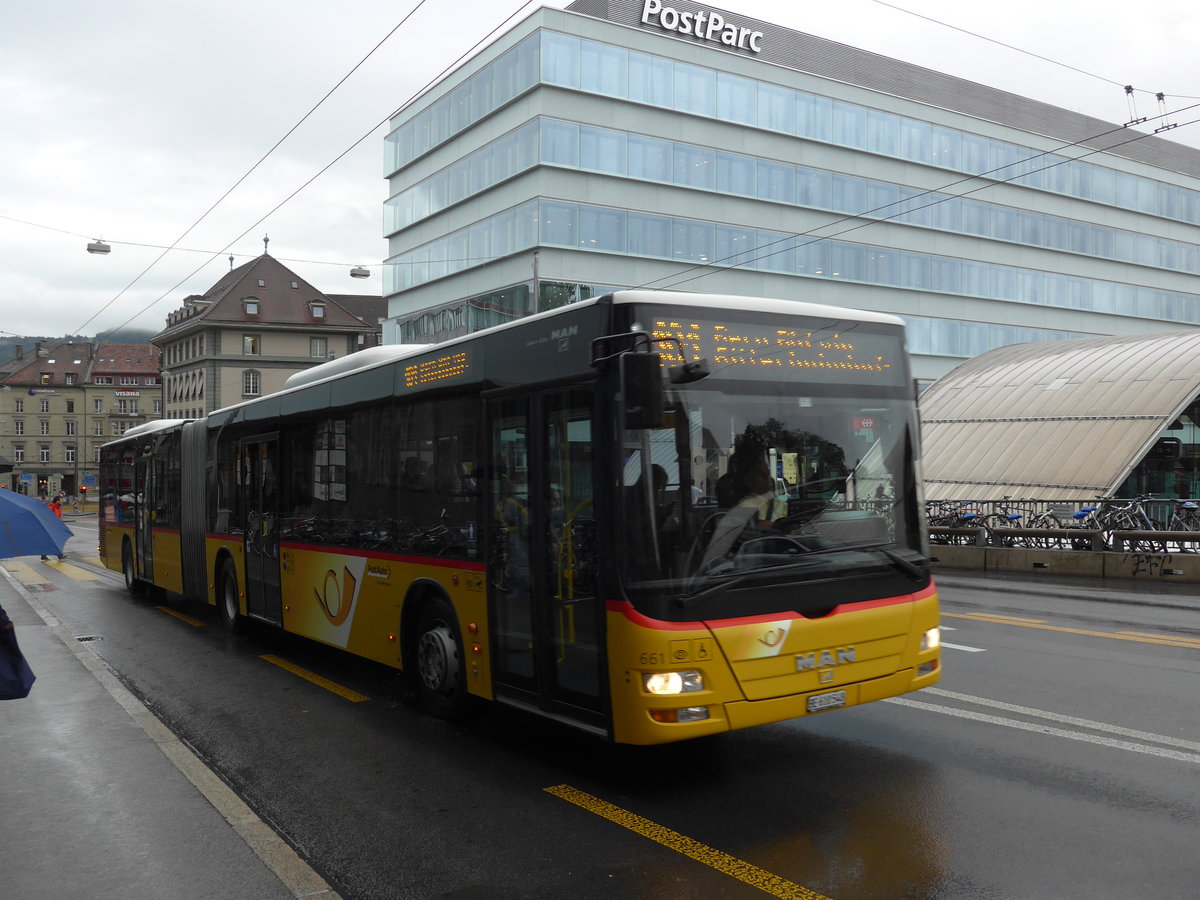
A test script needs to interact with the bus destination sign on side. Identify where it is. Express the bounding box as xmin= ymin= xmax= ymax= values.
xmin=404 ymin=351 xmax=469 ymax=388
